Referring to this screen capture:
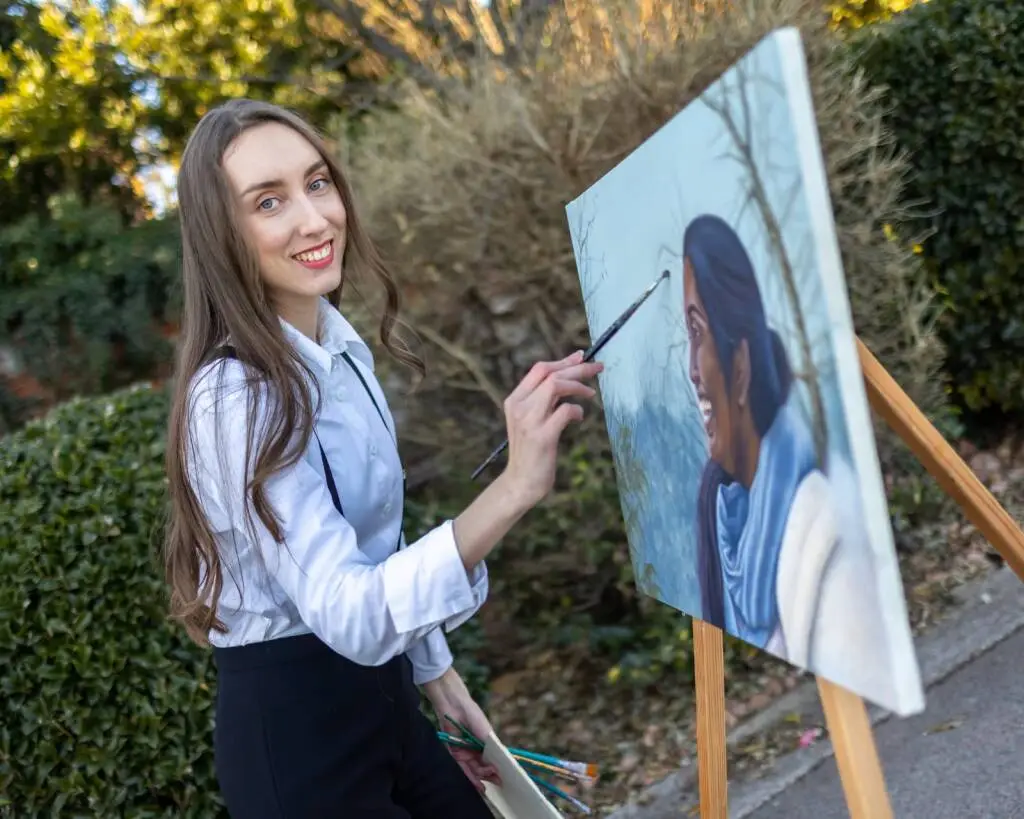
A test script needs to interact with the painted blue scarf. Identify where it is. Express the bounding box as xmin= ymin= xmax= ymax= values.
xmin=715 ymin=398 xmax=818 ymax=647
